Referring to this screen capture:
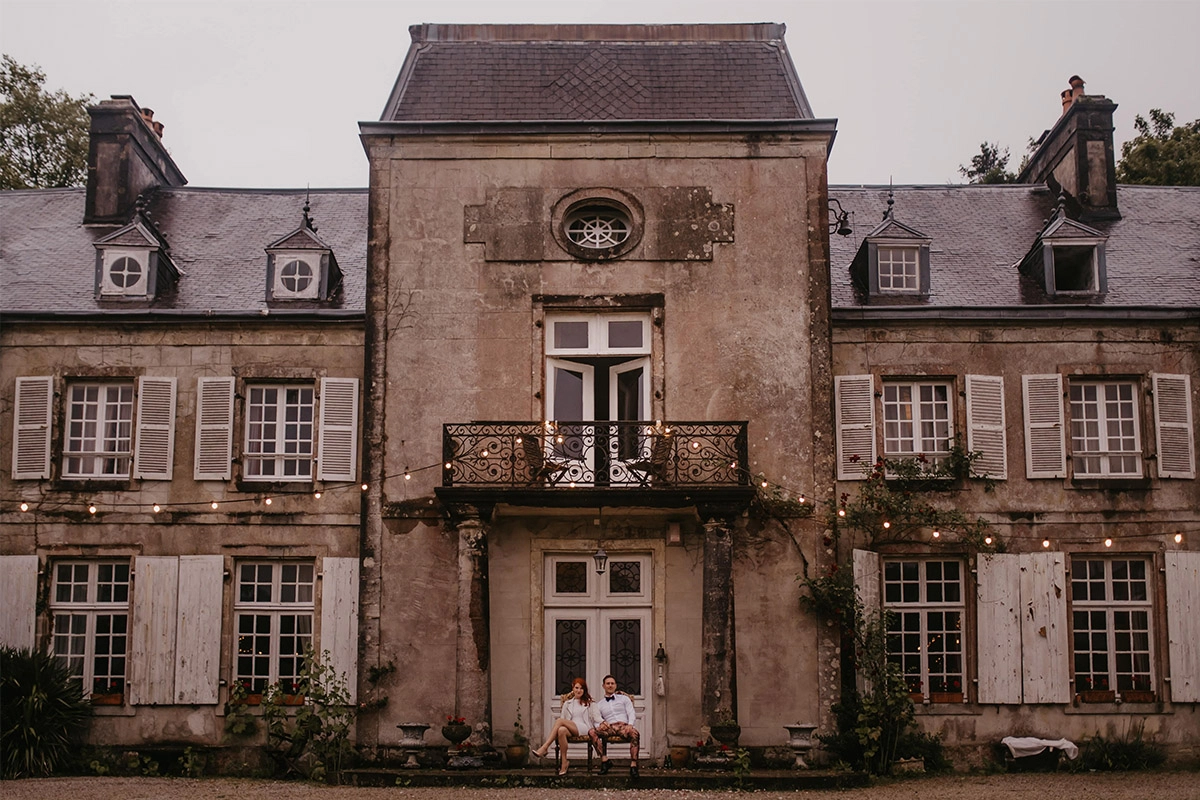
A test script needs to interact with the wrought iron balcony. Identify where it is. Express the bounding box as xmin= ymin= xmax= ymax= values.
xmin=440 ymin=421 xmax=749 ymax=490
